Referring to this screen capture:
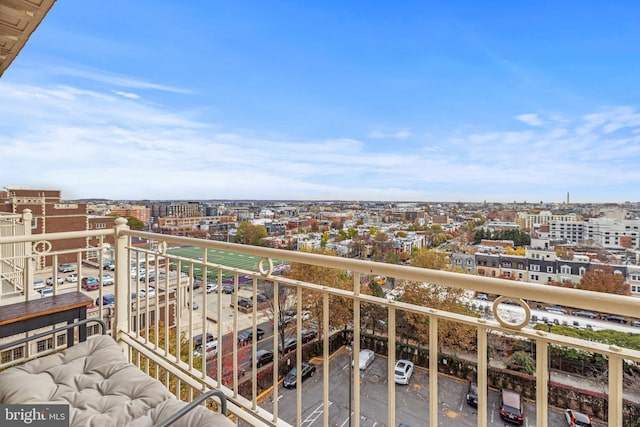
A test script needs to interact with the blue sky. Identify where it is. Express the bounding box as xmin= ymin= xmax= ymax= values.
xmin=2 ymin=1 xmax=640 ymax=202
